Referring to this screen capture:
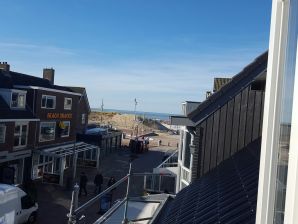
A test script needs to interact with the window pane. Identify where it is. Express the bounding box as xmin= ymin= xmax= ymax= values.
xmin=11 ymin=93 xmax=18 ymax=107
xmin=14 ymin=136 xmax=19 ymax=146
xmin=18 ymin=94 xmax=25 ymax=107
xmin=47 ymin=98 xmax=54 ymax=108
xmin=14 ymin=125 xmax=20 ymax=135
xmin=40 ymin=123 xmax=55 ymax=142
